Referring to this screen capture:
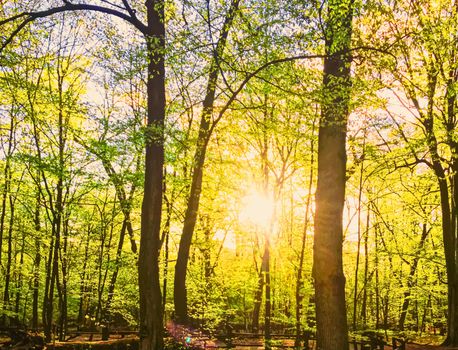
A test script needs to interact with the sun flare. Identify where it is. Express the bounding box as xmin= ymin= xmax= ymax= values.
xmin=239 ymin=191 xmax=275 ymax=228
